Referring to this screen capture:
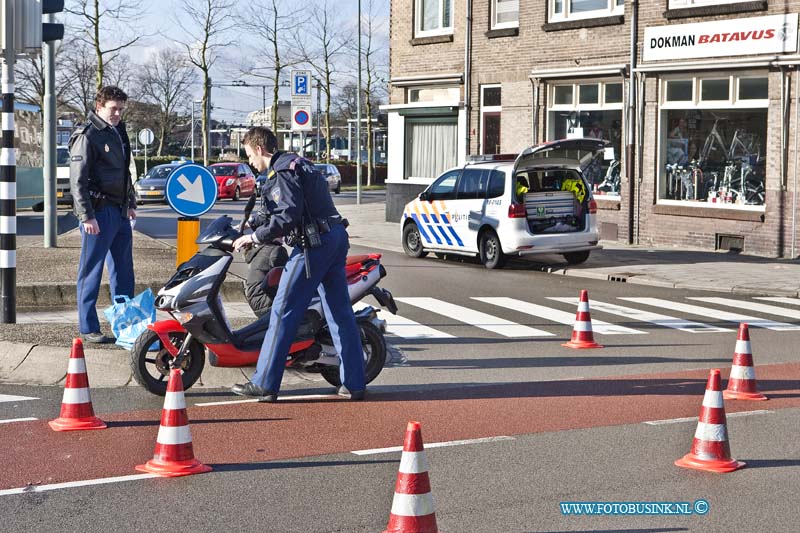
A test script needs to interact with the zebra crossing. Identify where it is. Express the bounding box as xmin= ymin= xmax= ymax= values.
xmin=375 ymin=295 xmax=800 ymax=340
